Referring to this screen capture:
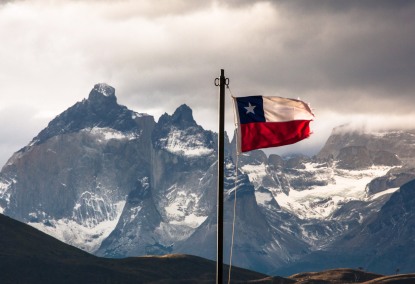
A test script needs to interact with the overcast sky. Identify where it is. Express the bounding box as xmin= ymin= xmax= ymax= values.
xmin=1 ymin=0 xmax=415 ymax=166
